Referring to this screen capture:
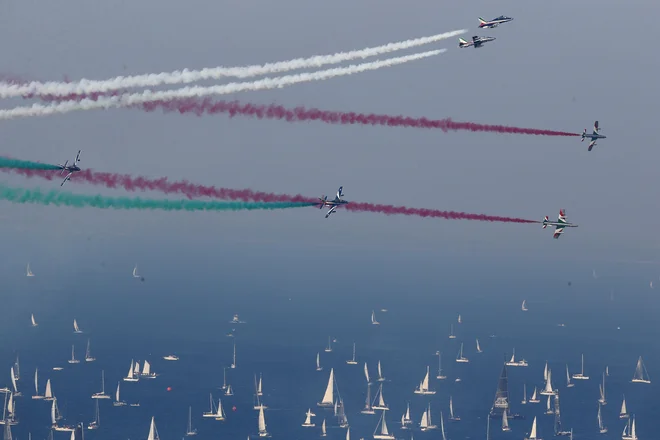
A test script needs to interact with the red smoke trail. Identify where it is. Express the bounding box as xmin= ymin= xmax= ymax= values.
xmin=141 ymin=98 xmax=580 ymax=137
xmin=31 ymin=93 xmax=578 ymax=137
xmin=5 ymin=167 xmax=538 ymax=224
